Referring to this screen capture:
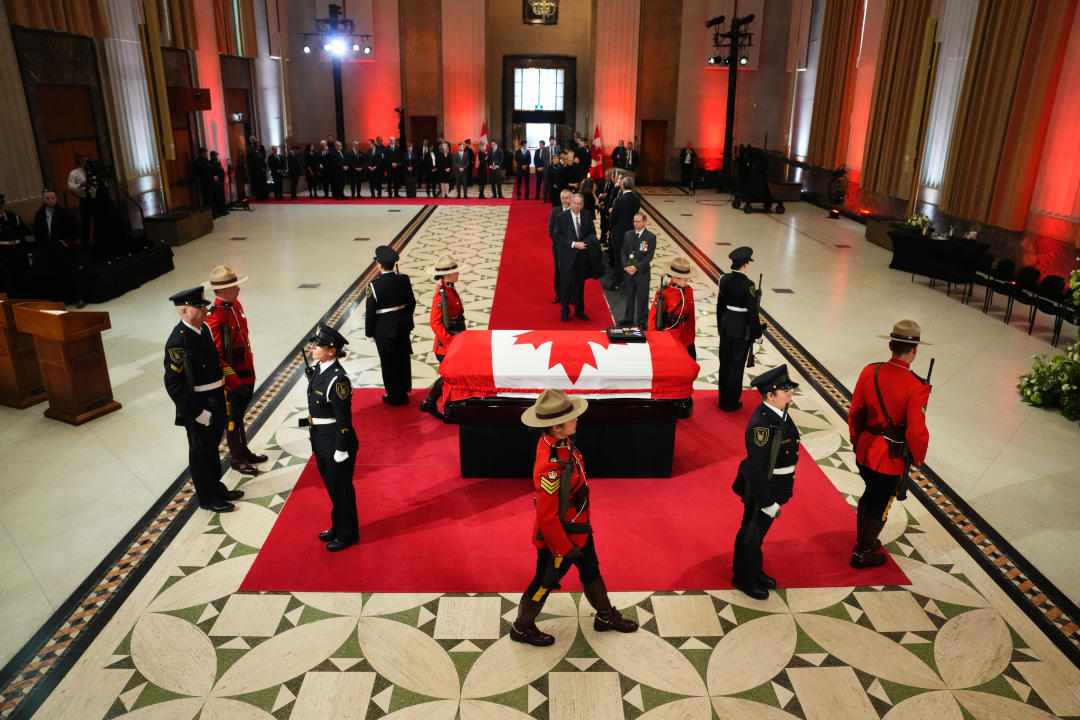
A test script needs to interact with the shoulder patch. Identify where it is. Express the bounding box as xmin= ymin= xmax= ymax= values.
xmin=748 ymin=283 xmax=758 ymax=297
xmin=753 ymin=426 xmax=769 ymax=447
xmin=335 ymin=379 xmax=351 ymax=399
xmin=540 ymin=469 xmax=560 ymax=495
xmin=168 ymin=347 xmax=182 ymax=363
